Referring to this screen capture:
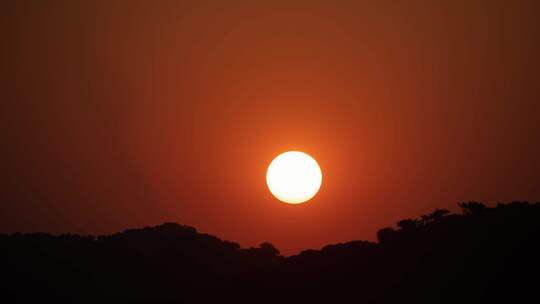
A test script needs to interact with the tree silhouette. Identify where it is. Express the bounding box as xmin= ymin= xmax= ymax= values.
xmin=458 ymin=201 xmax=486 ymax=215
xmin=420 ymin=208 xmax=450 ymax=223
xmin=397 ymin=218 xmax=419 ymax=231
xmin=1 ymin=201 xmax=539 ymax=303
xmin=377 ymin=227 xmax=395 ymax=243
xmin=259 ymin=242 xmax=280 ymax=257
